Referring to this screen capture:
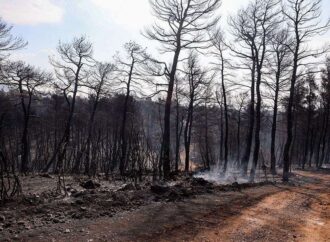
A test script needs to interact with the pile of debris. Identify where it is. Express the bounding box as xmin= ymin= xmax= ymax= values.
xmin=150 ymin=177 xmax=214 ymax=202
